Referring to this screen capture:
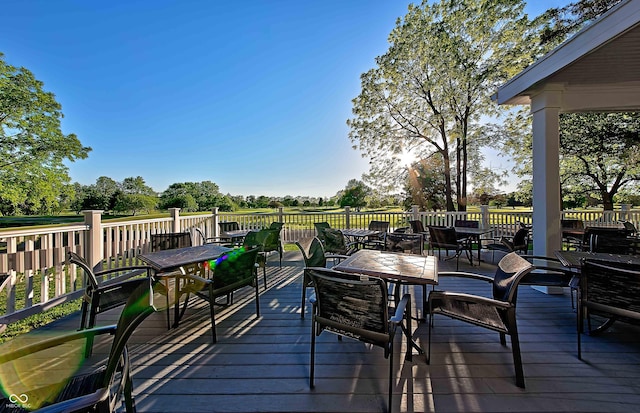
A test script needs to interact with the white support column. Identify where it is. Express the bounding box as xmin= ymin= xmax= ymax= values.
xmin=531 ymin=88 xmax=563 ymax=256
